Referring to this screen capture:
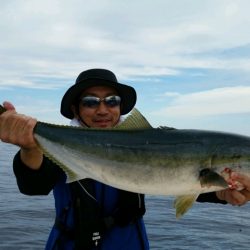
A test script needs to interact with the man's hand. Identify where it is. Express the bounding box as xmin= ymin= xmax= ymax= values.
xmin=0 ymin=101 xmax=37 ymax=148
xmin=216 ymin=172 xmax=250 ymax=206
xmin=0 ymin=101 xmax=43 ymax=169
